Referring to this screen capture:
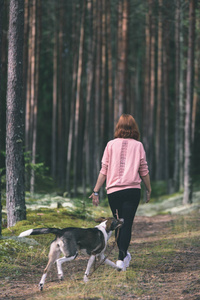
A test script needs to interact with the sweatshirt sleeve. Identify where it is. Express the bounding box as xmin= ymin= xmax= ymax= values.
xmin=139 ymin=143 xmax=149 ymax=177
xmin=100 ymin=144 xmax=109 ymax=176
